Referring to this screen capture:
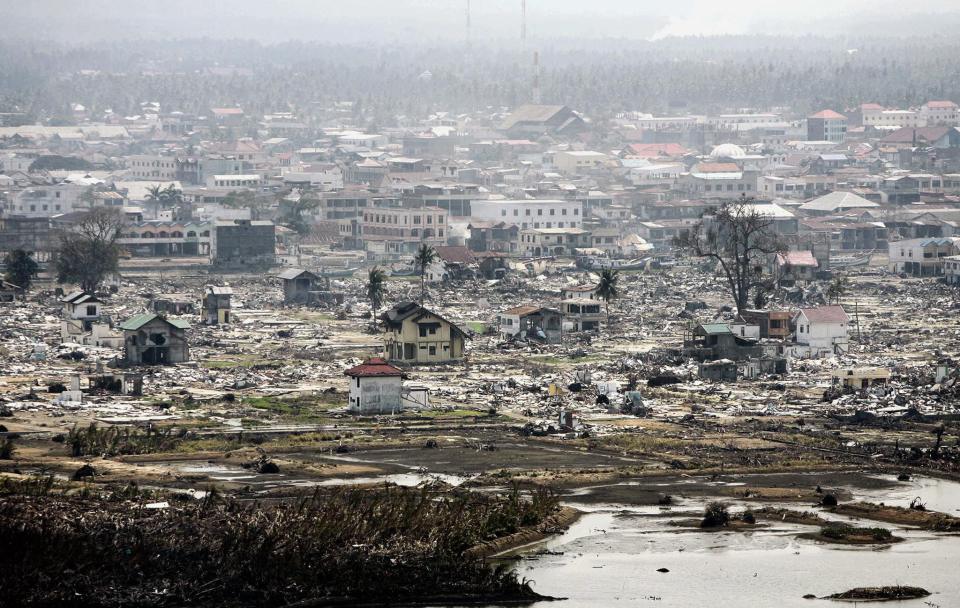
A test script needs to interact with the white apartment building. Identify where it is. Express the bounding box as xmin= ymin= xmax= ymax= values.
xmin=208 ymin=174 xmax=262 ymax=189
xmin=921 ymin=101 xmax=959 ymax=126
xmin=7 ymin=183 xmax=87 ymax=217
xmin=469 ymin=199 xmax=583 ymax=231
xmin=863 ymin=109 xmax=922 ymax=129
xmin=127 ymin=155 xmax=178 ymax=180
